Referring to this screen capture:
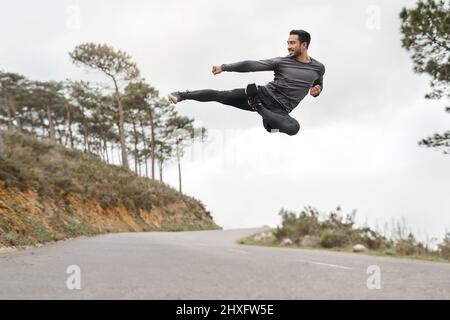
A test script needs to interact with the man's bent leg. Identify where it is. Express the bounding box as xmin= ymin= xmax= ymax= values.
xmin=257 ymin=106 xmax=300 ymax=136
xmin=246 ymin=84 xmax=300 ymax=136
xmin=262 ymin=119 xmax=273 ymax=132
xmin=181 ymin=88 xmax=253 ymax=112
